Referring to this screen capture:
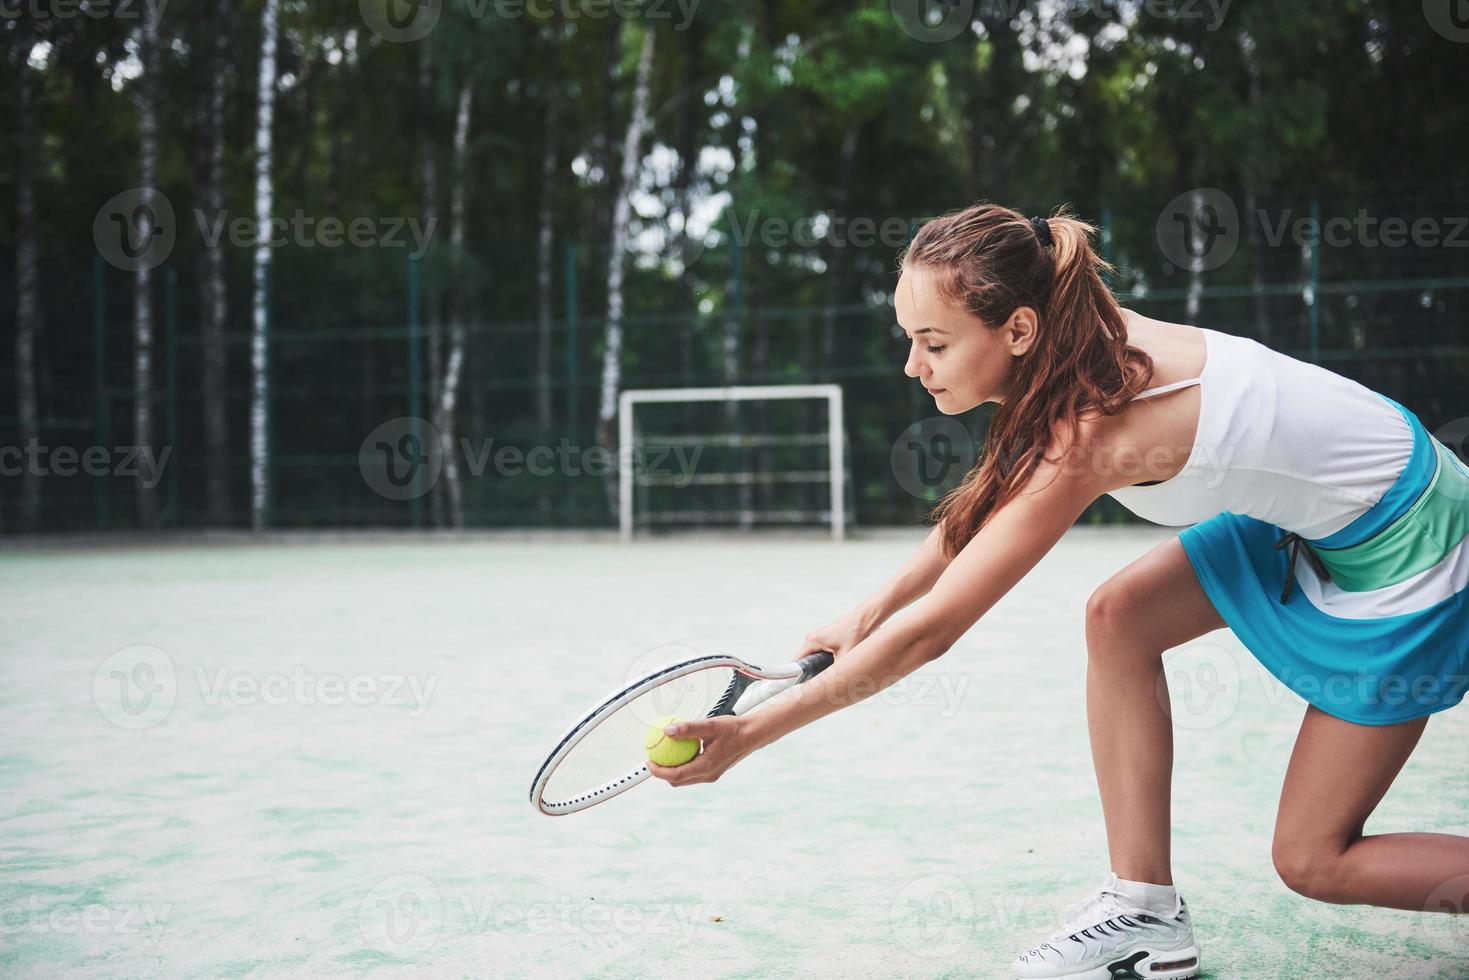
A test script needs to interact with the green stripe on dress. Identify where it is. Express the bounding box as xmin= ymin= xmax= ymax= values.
xmin=1314 ymin=439 xmax=1469 ymax=592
